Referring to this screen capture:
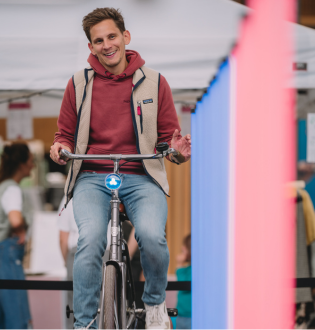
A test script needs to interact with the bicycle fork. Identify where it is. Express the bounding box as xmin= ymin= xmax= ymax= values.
xmin=99 ymin=189 xmax=127 ymax=329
